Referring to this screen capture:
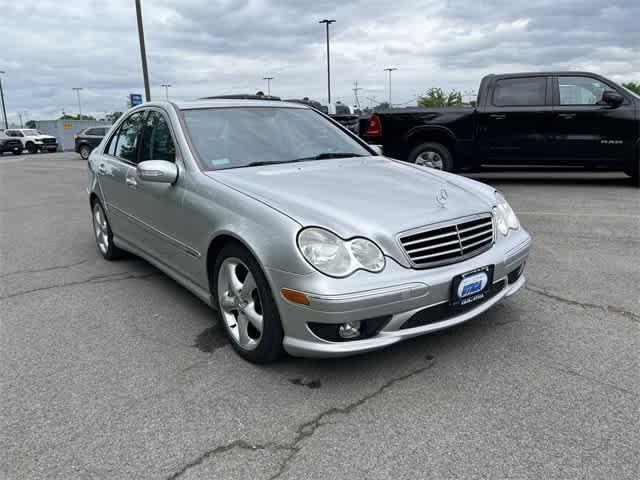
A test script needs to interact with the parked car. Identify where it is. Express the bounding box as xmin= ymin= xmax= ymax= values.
xmin=0 ymin=131 xmax=23 ymax=155
xmin=360 ymin=71 xmax=640 ymax=186
xmin=75 ymin=126 xmax=109 ymax=159
xmin=3 ymin=128 xmax=58 ymax=153
xmin=88 ymin=99 xmax=530 ymax=363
